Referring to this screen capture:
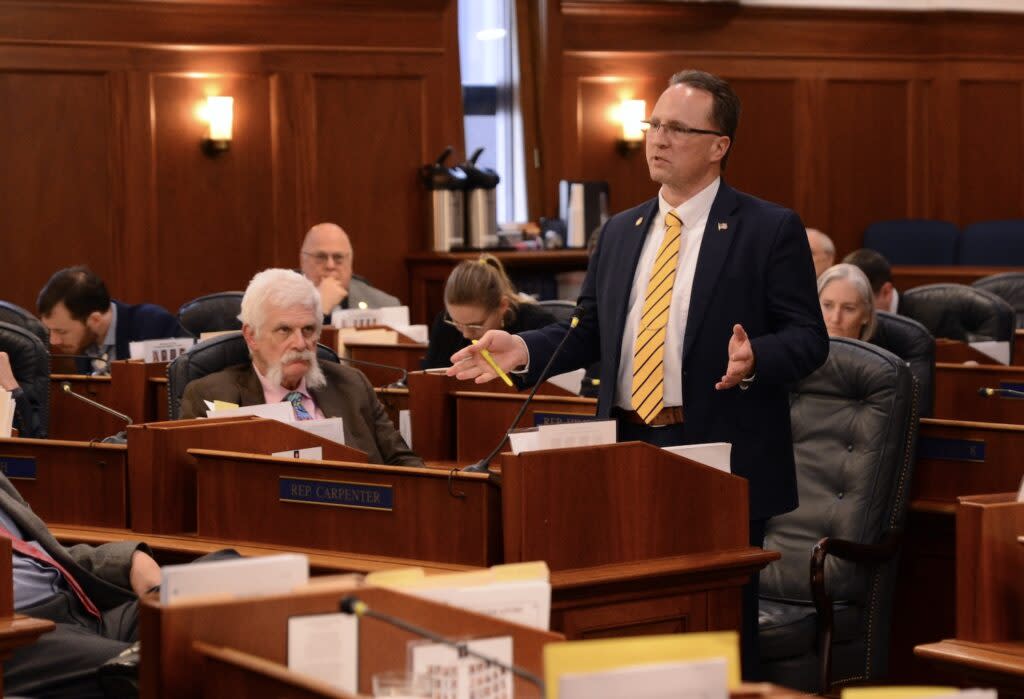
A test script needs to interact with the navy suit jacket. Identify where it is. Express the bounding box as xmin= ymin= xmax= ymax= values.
xmin=519 ymin=181 xmax=828 ymax=520
xmin=74 ymin=300 xmax=183 ymax=373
